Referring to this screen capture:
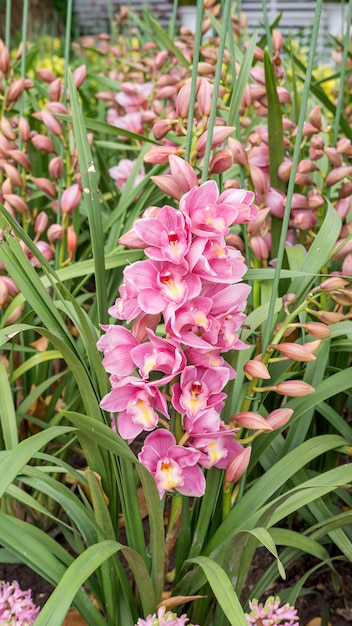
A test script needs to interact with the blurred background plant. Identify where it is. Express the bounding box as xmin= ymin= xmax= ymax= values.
xmin=0 ymin=0 xmax=351 ymax=625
